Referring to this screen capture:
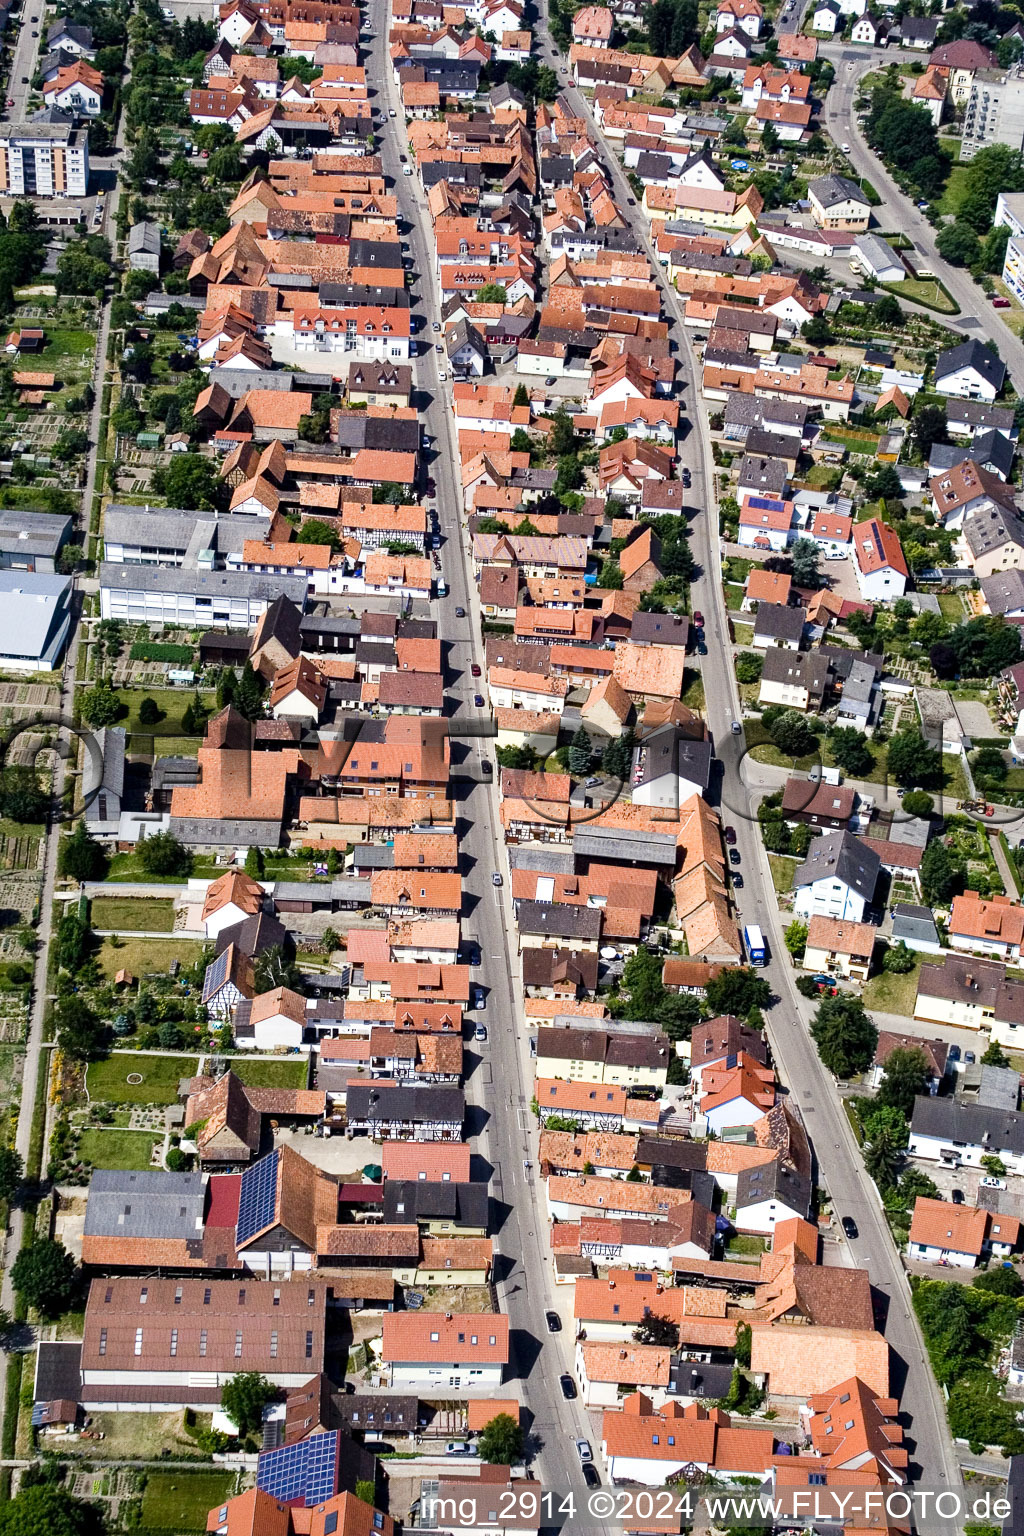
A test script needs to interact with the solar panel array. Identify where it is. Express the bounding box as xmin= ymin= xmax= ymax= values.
xmin=748 ymin=495 xmax=786 ymax=512
xmin=257 ymin=1430 xmax=340 ymax=1506
xmin=236 ymin=1149 xmax=279 ymax=1245
xmin=201 ymin=948 xmax=229 ymax=1001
